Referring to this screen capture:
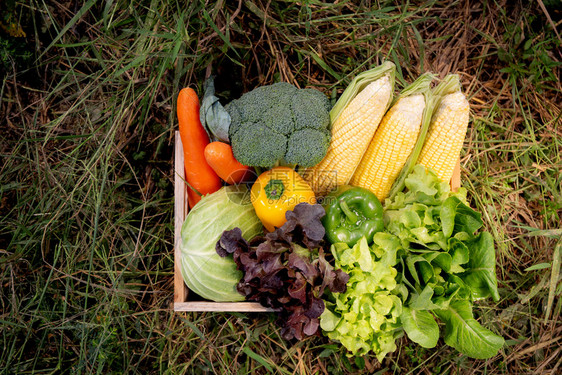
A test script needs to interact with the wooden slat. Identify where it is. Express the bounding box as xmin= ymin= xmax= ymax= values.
xmin=450 ymin=158 xmax=461 ymax=192
xmin=174 ymin=131 xmax=189 ymax=303
xmin=174 ymin=302 xmax=277 ymax=312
